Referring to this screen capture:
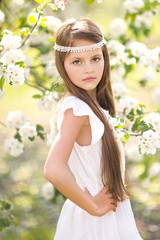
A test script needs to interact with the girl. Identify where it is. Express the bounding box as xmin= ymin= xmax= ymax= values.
xmin=44 ymin=18 xmax=143 ymax=240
